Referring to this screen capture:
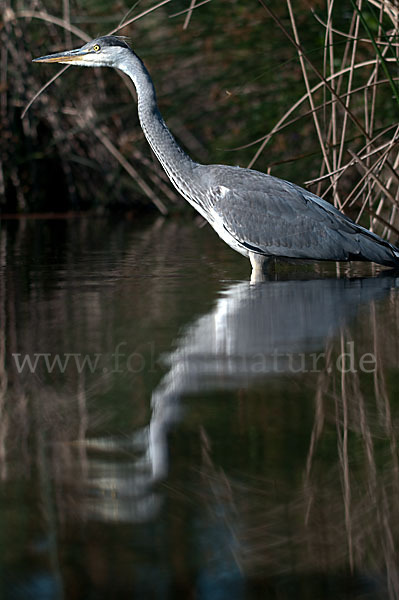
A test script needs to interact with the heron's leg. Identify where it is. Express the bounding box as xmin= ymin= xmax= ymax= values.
xmin=249 ymin=252 xmax=271 ymax=283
